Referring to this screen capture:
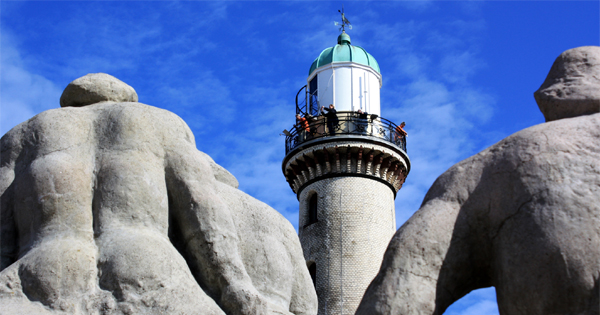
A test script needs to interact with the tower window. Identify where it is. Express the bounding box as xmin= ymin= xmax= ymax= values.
xmin=307 ymin=261 xmax=316 ymax=288
xmin=306 ymin=193 xmax=318 ymax=226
